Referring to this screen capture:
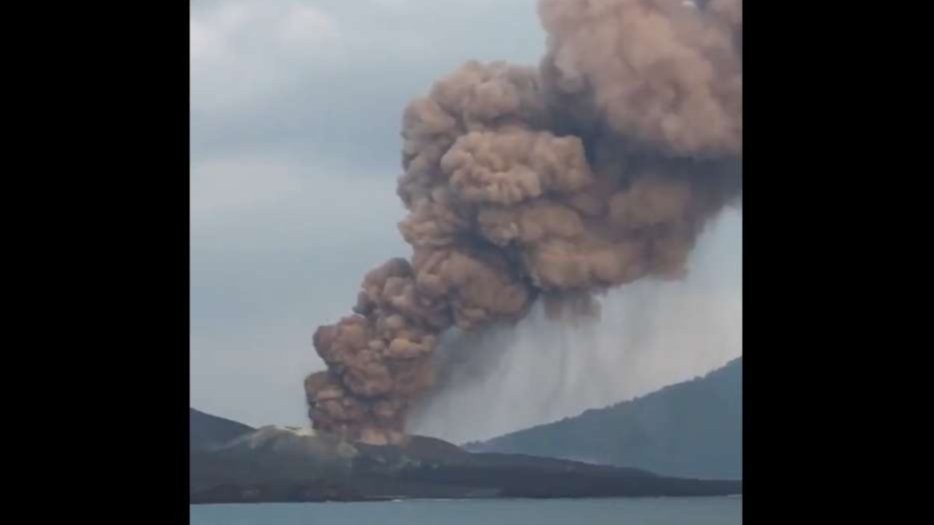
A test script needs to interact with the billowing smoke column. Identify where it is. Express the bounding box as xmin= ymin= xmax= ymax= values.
xmin=305 ymin=0 xmax=742 ymax=445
